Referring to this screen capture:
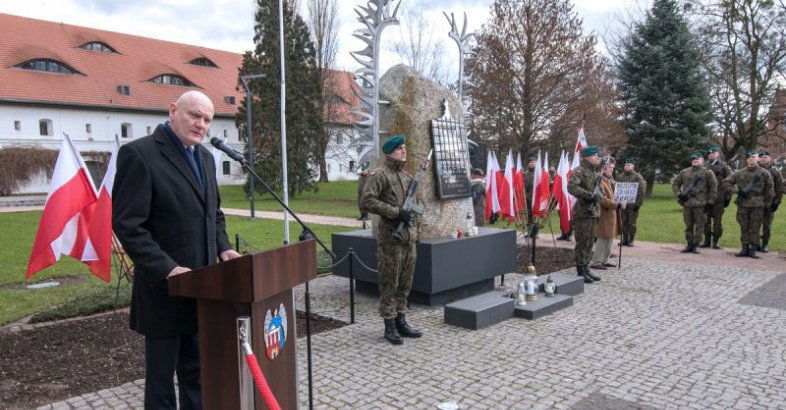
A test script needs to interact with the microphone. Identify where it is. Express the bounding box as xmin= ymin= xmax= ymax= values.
xmin=210 ymin=137 xmax=246 ymax=163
